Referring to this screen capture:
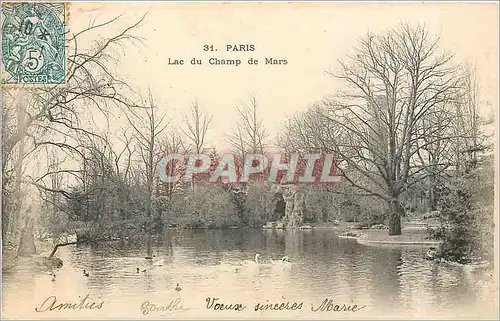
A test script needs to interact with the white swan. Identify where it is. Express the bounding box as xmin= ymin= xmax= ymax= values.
xmin=280 ymin=256 xmax=292 ymax=269
xmin=270 ymin=256 xmax=290 ymax=264
xmin=277 ymin=256 xmax=291 ymax=266
xmin=242 ymin=253 xmax=261 ymax=266
xmin=269 ymin=256 xmax=292 ymax=271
